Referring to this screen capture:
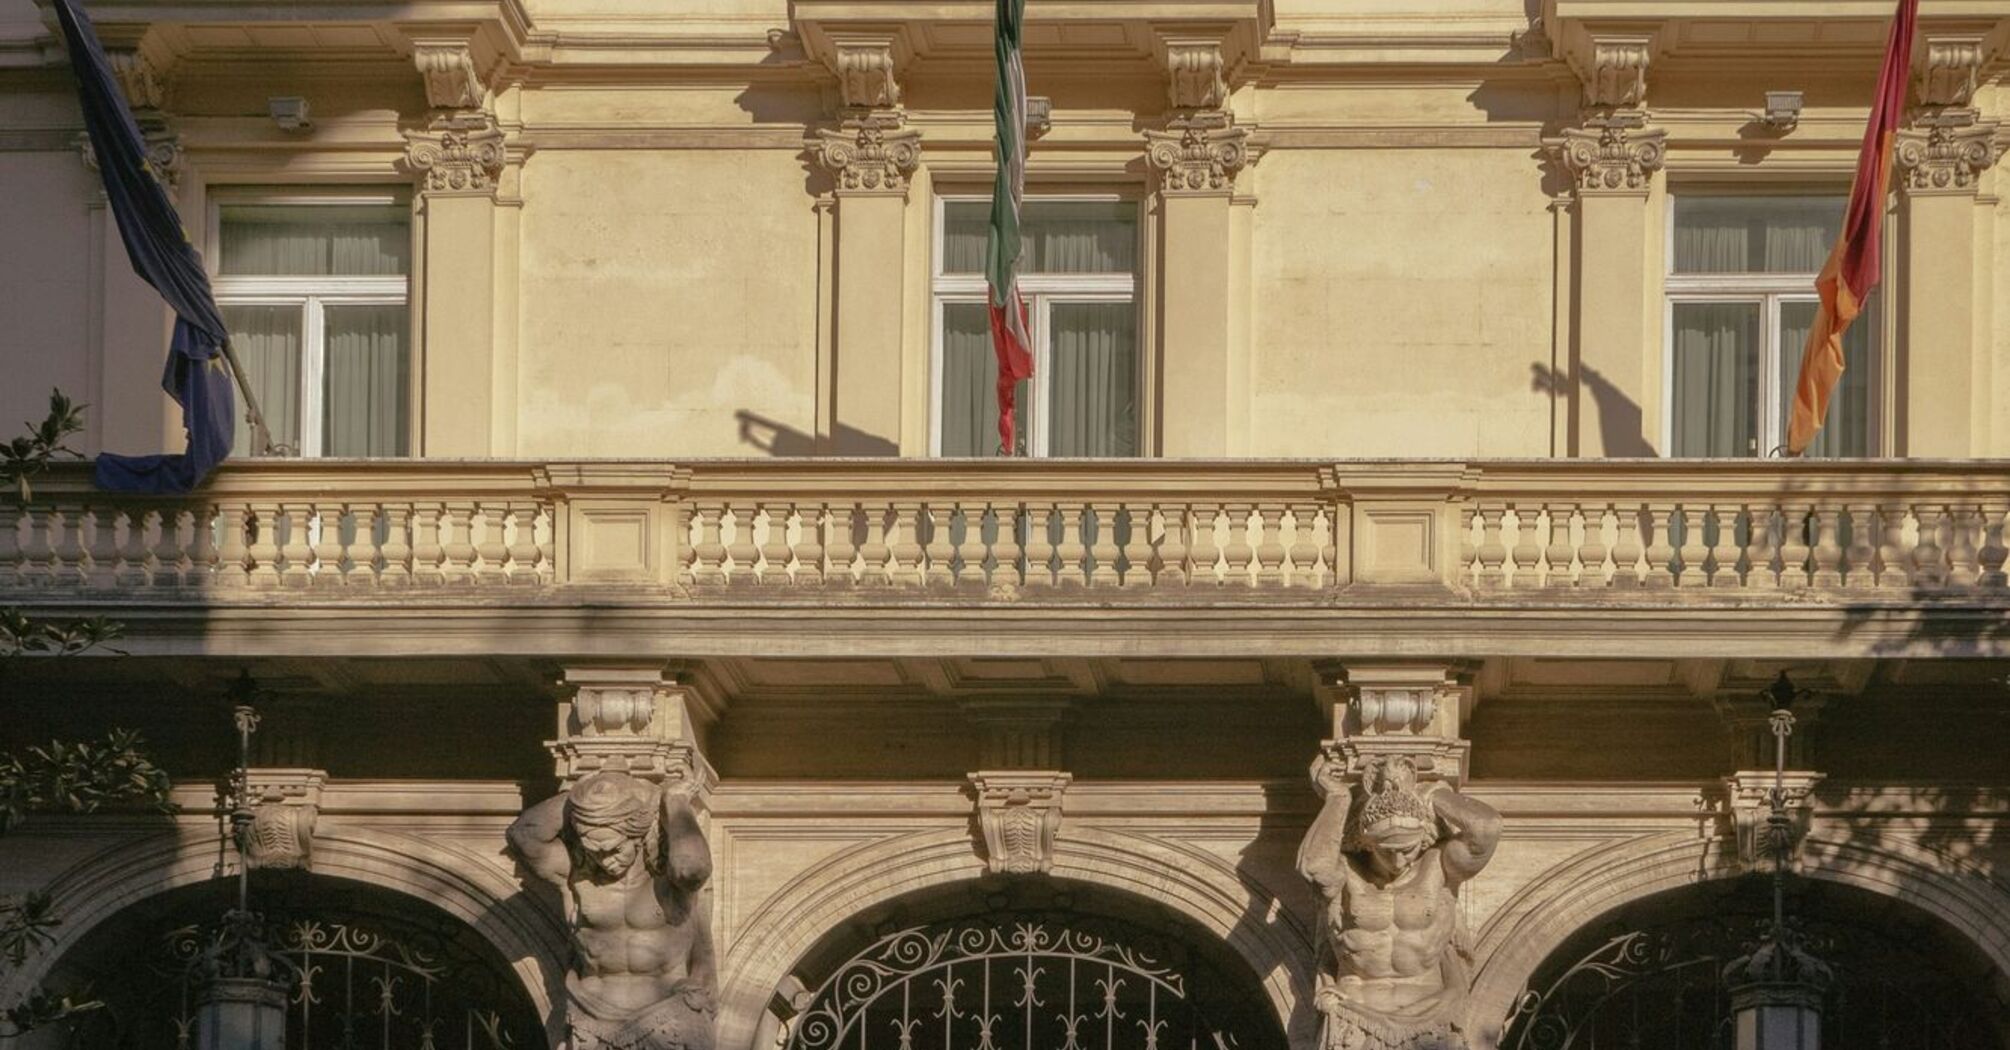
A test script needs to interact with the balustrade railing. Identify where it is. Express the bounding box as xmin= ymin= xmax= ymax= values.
xmin=1 ymin=459 xmax=2005 ymax=600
